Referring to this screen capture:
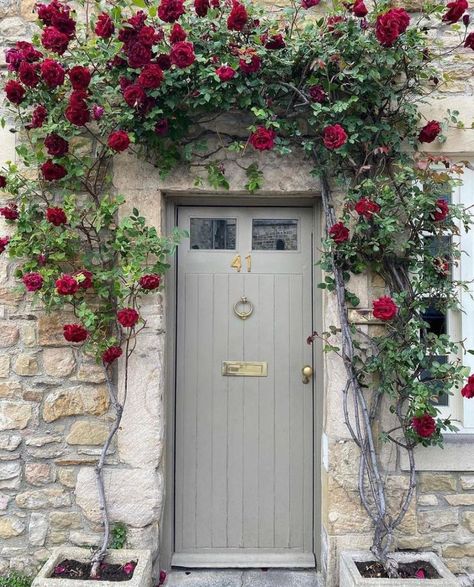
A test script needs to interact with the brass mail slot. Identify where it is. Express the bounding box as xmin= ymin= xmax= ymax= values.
xmin=222 ymin=361 xmax=268 ymax=377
